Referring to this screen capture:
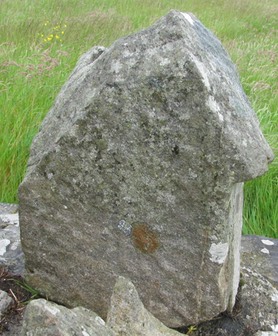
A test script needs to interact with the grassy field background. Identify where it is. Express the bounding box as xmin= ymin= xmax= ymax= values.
xmin=0 ymin=0 xmax=277 ymax=237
